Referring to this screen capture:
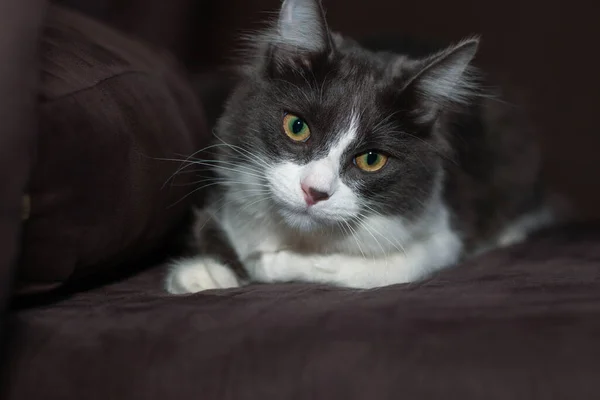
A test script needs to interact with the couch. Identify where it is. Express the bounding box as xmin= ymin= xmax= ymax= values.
xmin=2 ymin=2 xmax=600 ymax=400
